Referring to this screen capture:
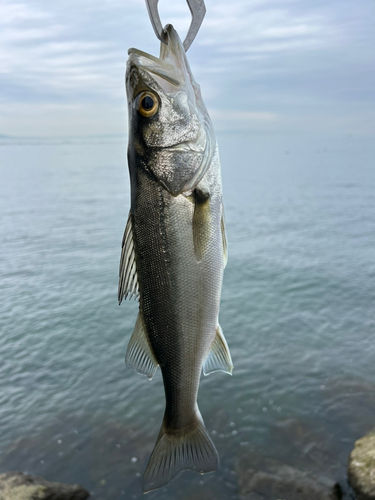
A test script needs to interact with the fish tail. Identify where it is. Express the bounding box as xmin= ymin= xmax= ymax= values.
xmin=142 ymin=409 xmax=219 ymax=493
